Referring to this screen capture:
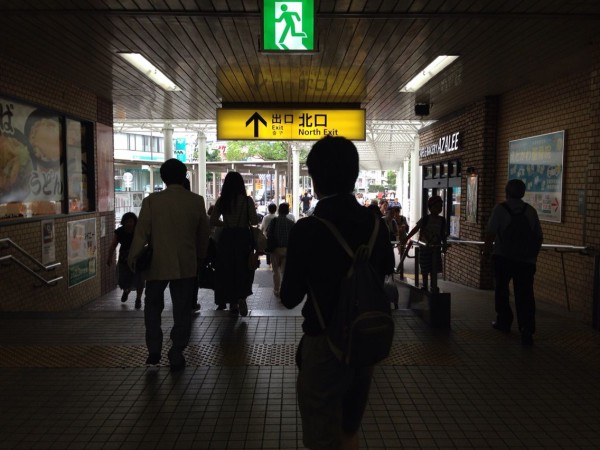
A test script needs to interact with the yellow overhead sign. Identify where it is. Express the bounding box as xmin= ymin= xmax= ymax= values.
xmin=217 ymin=108 xmax=366 ymax=141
